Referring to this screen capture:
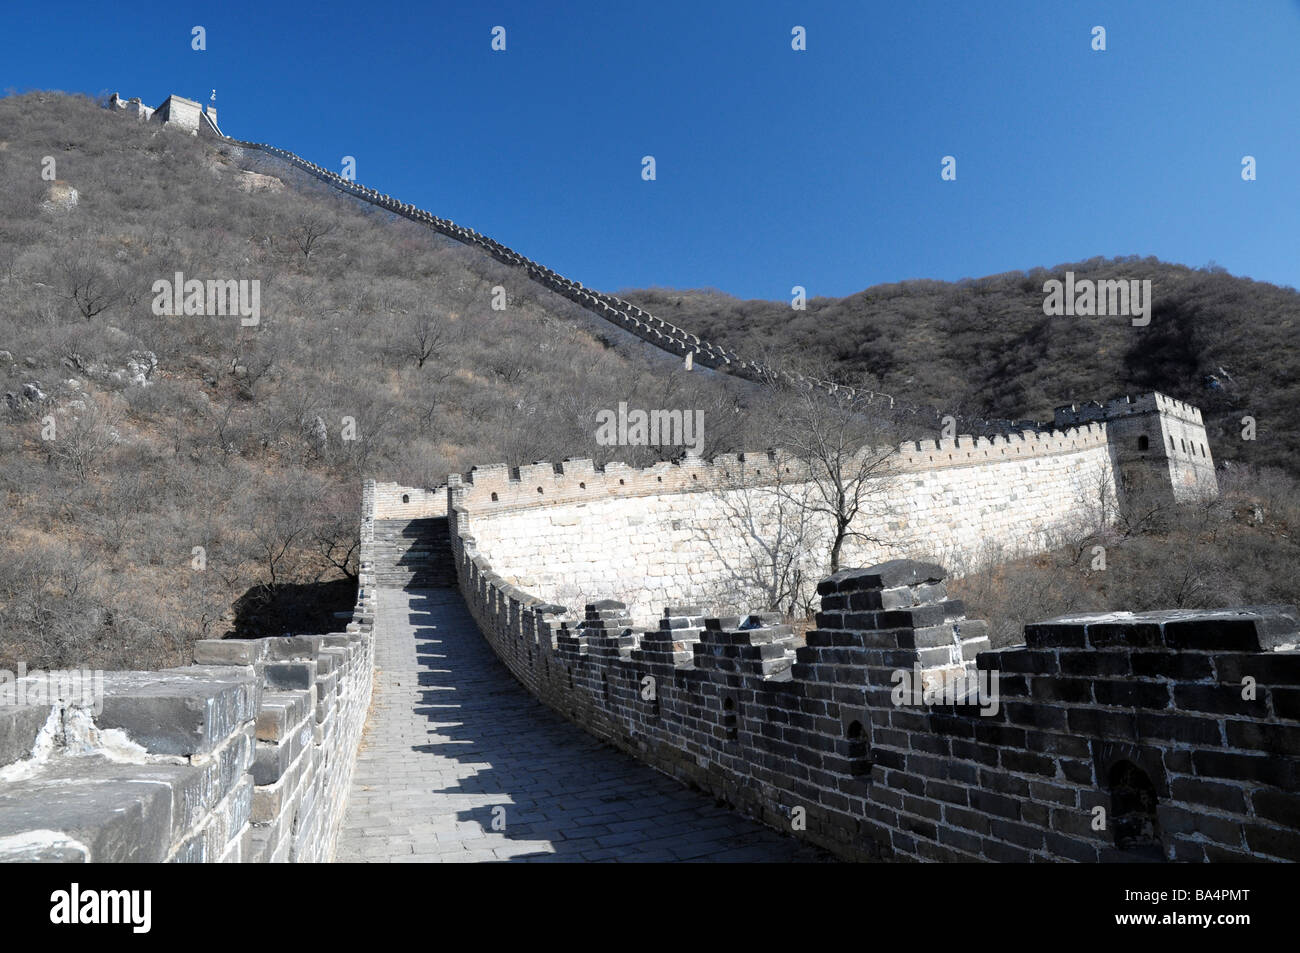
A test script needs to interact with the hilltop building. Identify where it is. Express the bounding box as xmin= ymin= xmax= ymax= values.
xmin=106 ymin=91 xmax=222 ymax=137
